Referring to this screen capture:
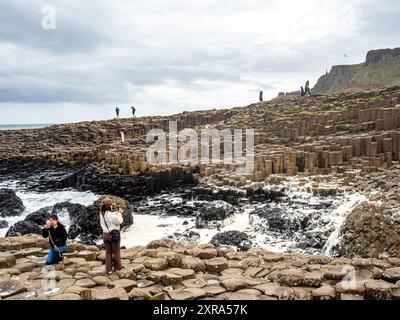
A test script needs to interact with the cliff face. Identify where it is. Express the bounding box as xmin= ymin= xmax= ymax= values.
xmin=313 ymin=48 xmax=400 ymax=94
